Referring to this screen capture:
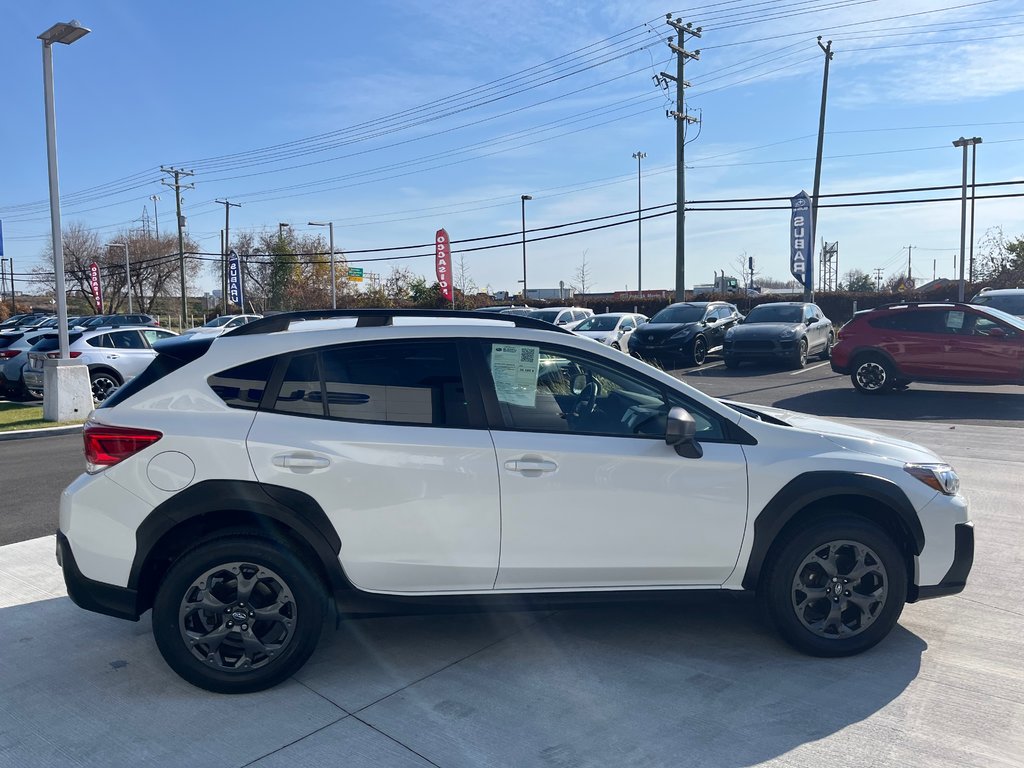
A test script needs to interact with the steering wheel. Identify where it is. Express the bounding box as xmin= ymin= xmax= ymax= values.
xmin=571 ymin=380 xmax=599 ymax=418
